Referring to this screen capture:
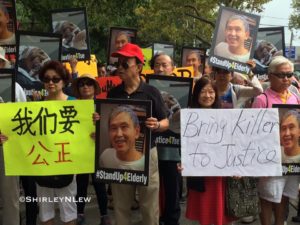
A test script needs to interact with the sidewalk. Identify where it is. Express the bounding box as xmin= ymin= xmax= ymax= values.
xmin=8 ymin=183 xmax=300 ymax=224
